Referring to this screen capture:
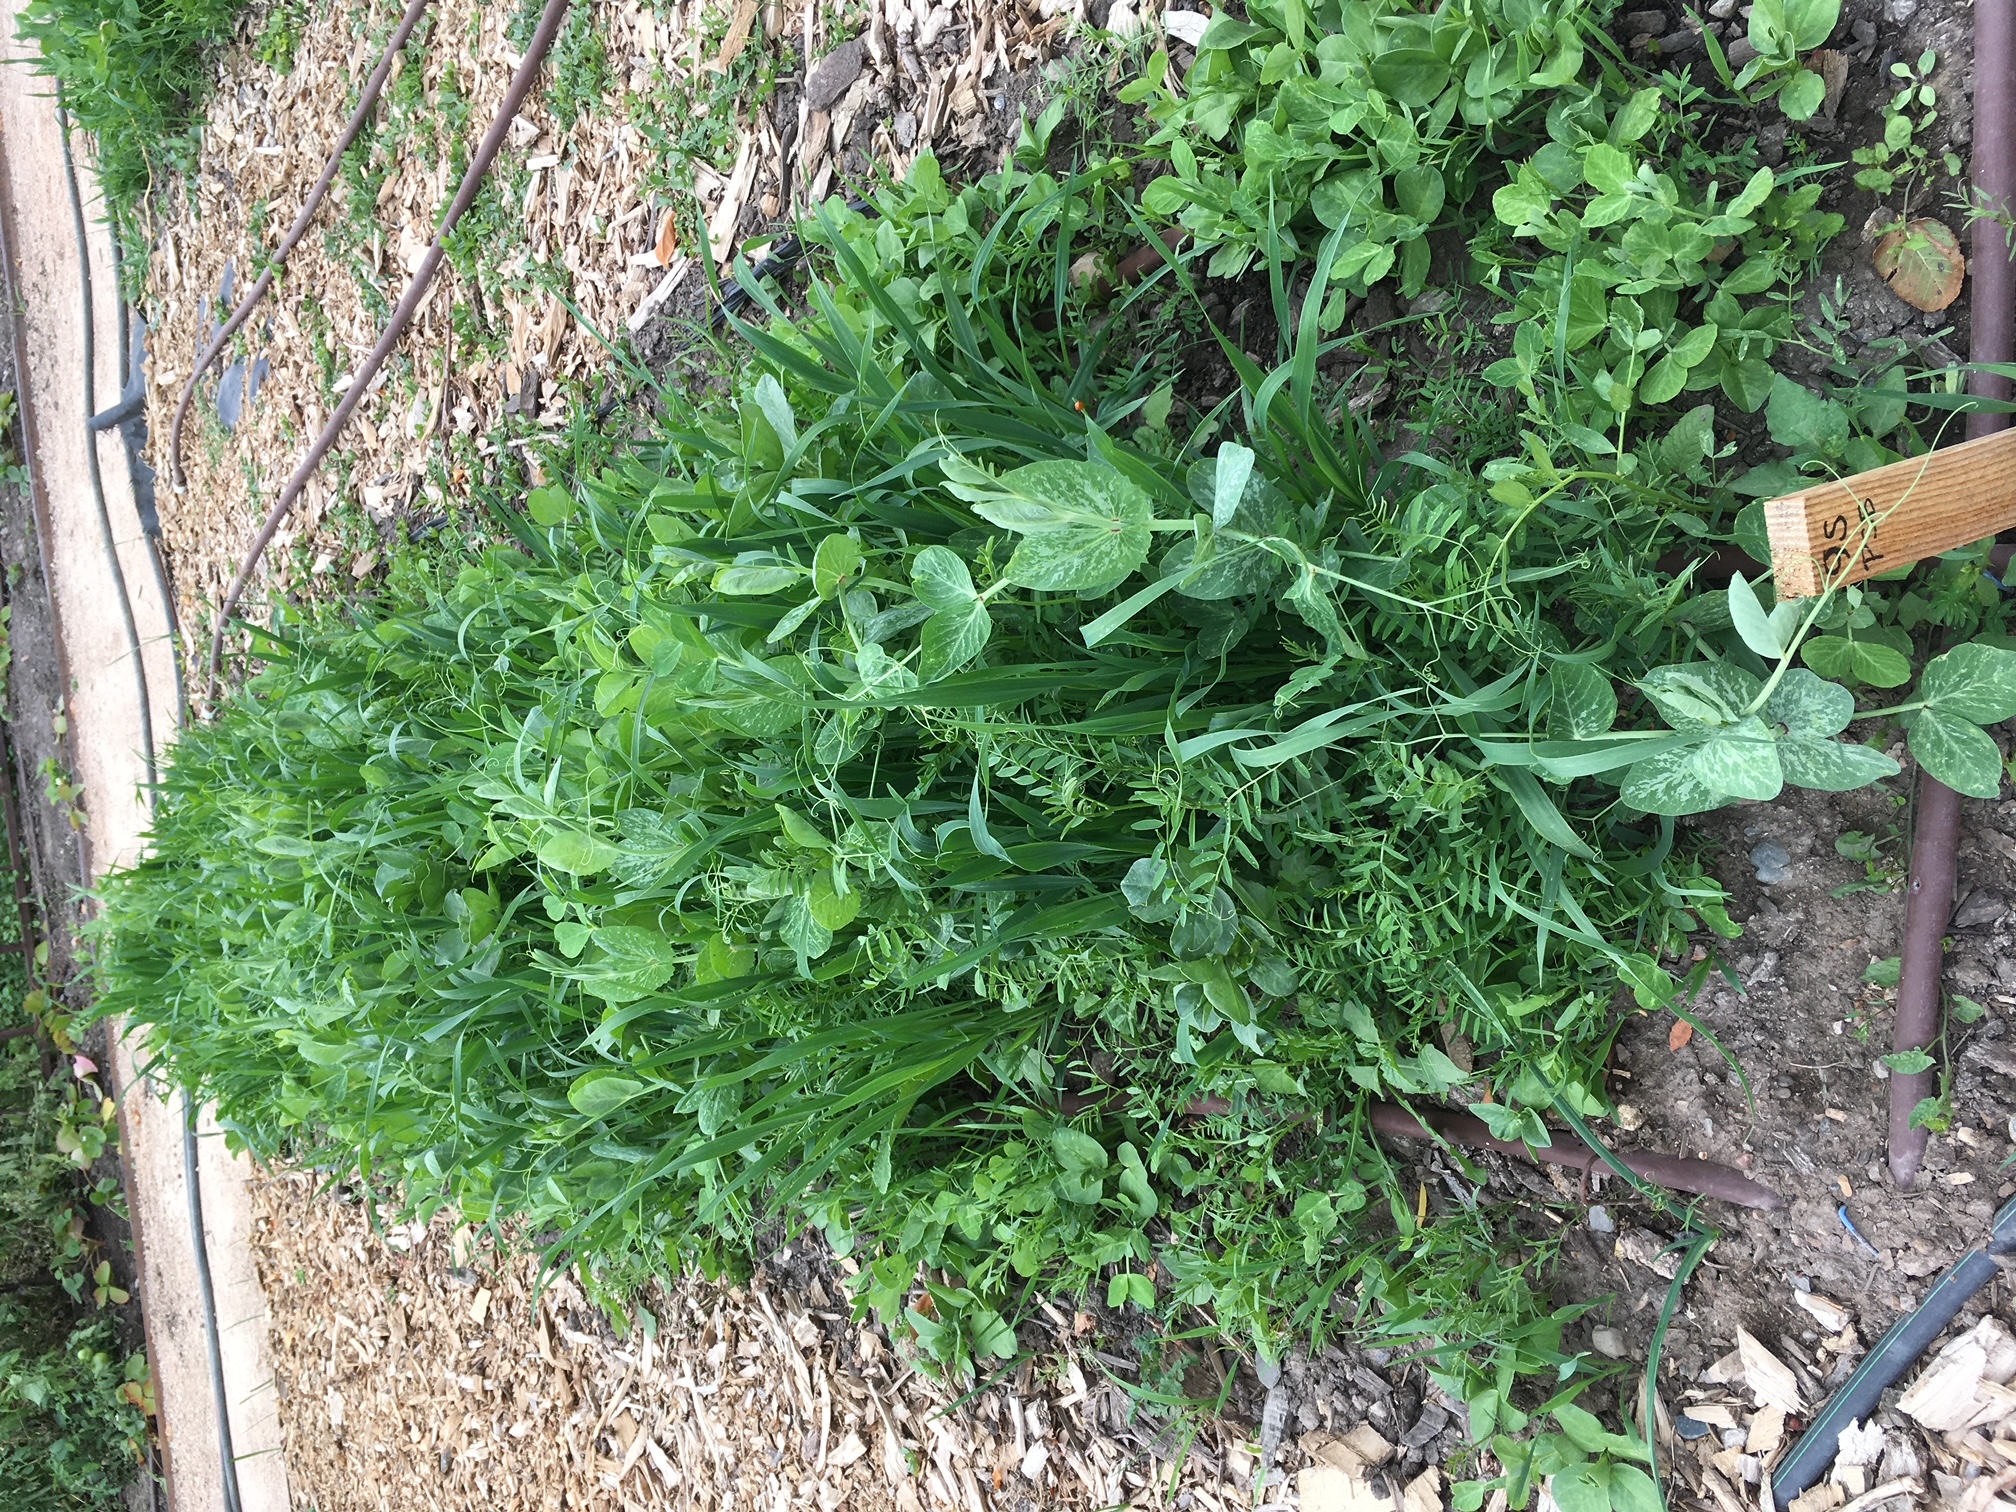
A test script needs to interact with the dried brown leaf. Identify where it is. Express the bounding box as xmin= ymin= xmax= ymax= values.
xmin=1874 ymin=218 xmax=1966 ymax=313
